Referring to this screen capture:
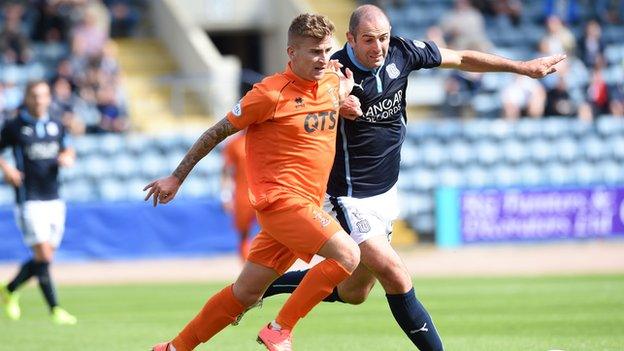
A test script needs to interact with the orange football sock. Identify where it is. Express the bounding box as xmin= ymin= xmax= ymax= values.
xmin=171 ymin=284 xmax=245 ymax=351
xmin=275 ymin=258 xmax=350 ymax=330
